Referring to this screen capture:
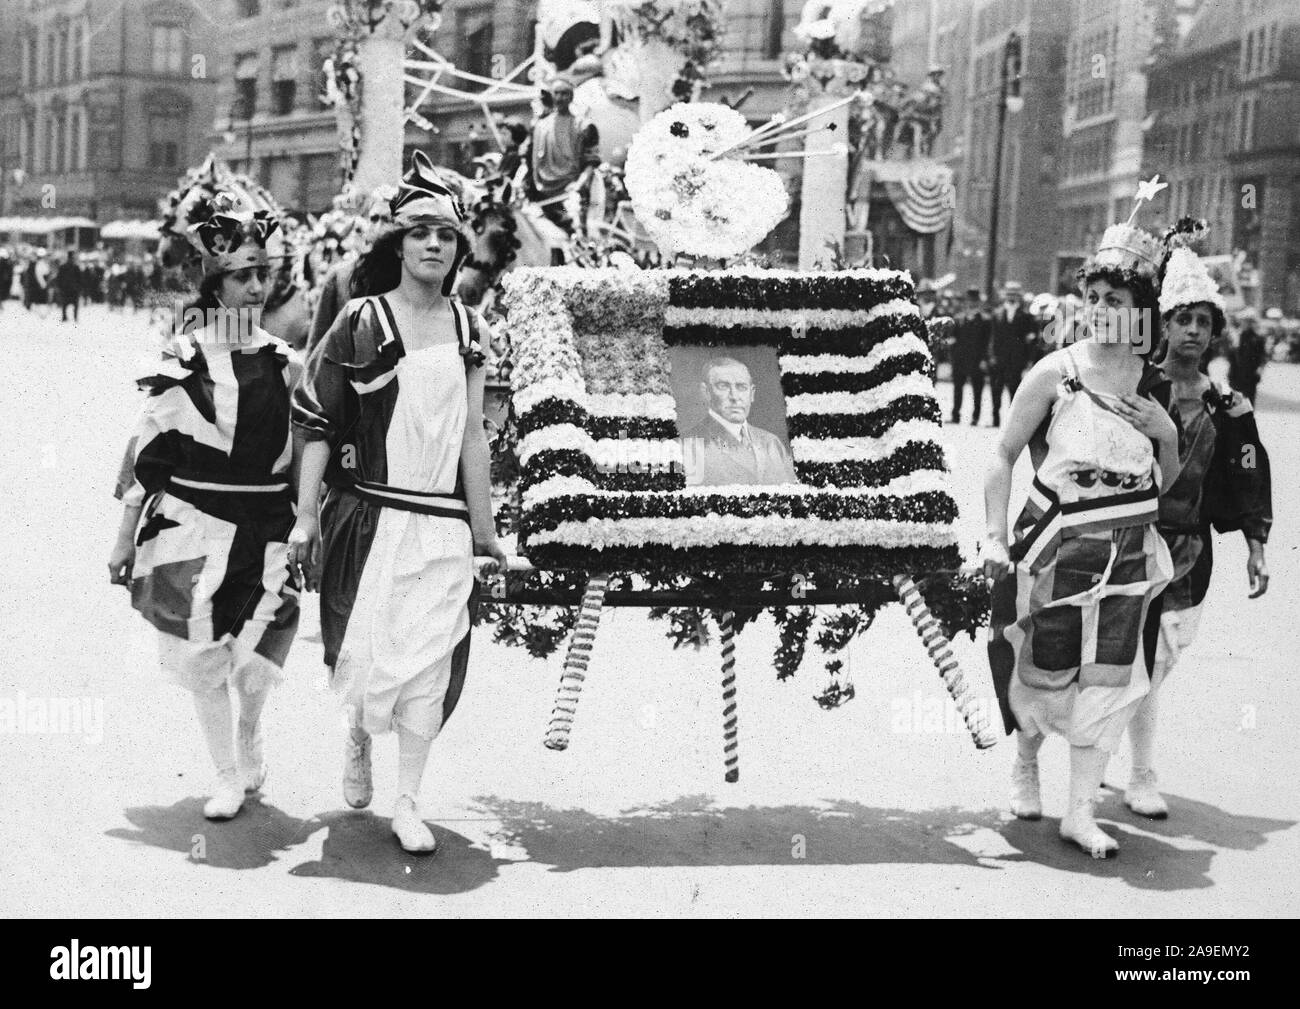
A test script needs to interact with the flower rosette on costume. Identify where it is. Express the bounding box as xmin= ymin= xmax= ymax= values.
xmin=625 ymin=103 xmax=790 ymax=259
